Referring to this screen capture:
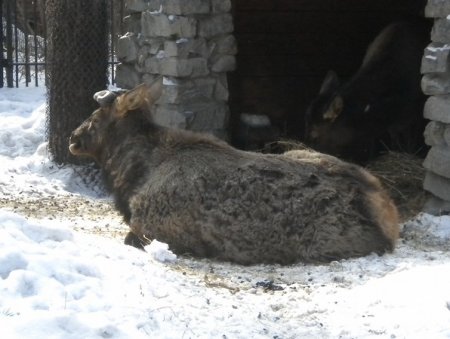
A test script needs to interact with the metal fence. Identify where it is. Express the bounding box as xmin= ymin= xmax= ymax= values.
xmin=0 ymin=0 xmax=125 ymax=88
